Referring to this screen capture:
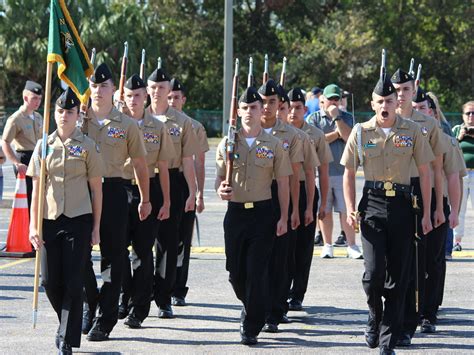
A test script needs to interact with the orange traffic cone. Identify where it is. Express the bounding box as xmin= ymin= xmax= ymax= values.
xmin=0 ymin=173 xmax=34 ymax=258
